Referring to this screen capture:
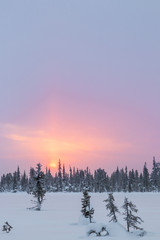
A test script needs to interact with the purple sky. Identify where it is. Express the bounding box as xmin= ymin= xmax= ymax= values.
xmin=0 ymin=0 xmax=160 ymax=175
